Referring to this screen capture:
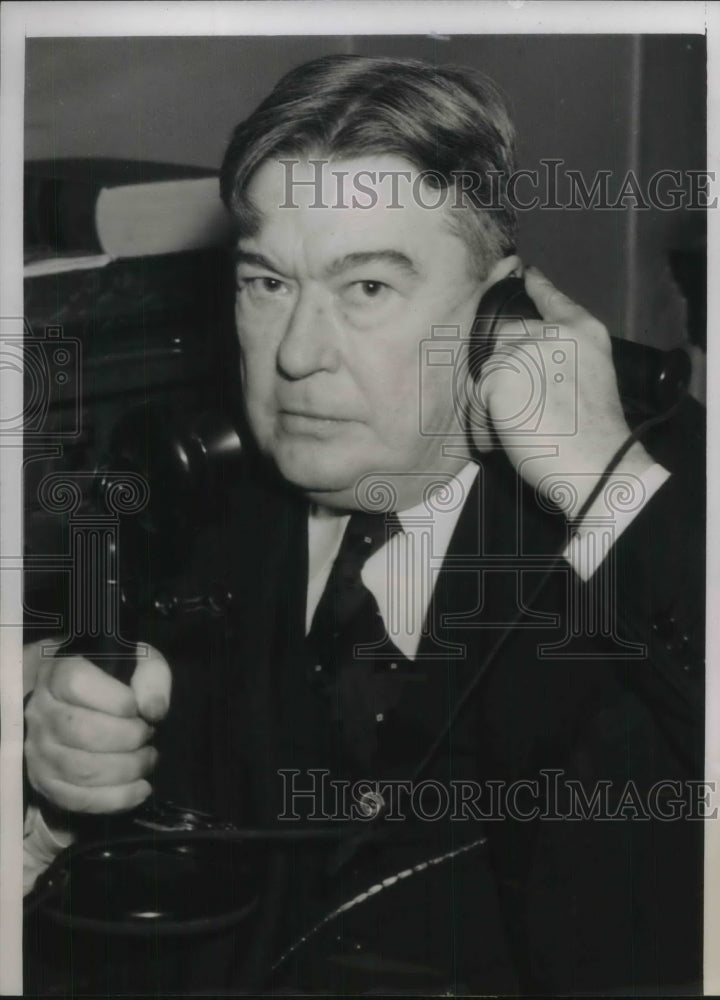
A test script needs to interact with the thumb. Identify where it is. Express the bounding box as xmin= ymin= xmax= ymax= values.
xmin=130 ymin=644 xmax=172 ymax=723
xmin=524 ymin=266 xmax=587 ymax=326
